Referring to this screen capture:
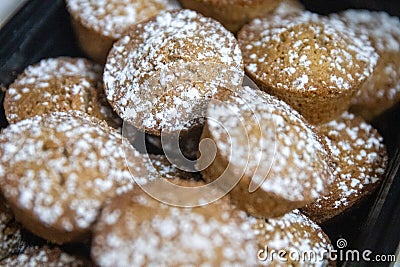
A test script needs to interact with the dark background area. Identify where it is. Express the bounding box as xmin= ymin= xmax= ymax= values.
xmin=302 ymin=0 xmax=400 ymax=16
xmin=0 ymin=0 xmax=399 ymax=266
